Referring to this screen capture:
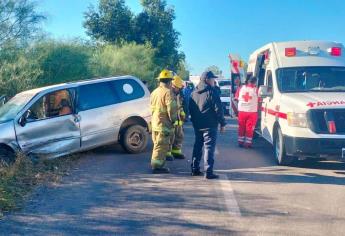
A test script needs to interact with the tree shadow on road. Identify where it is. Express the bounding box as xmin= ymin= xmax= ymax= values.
xmin=293 ymin=159 xmax=345 ymax=171
xmin=223 ymin=167 xmax=345 ymax=186
xmin=0 ymin=170 xmax=239 ymax=235
xmin=242 ymin=137 xmax=345 ymax=172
